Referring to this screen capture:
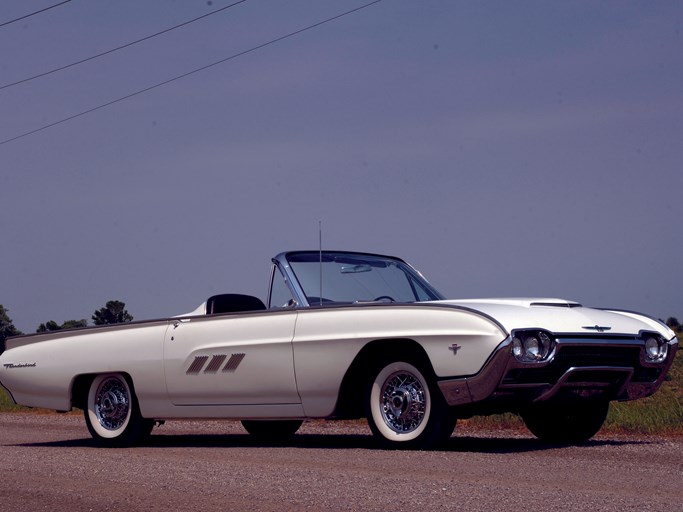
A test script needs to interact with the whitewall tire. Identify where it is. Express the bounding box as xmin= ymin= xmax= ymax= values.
xmin=84 ymin=373 xmax=152 ymax=447
xmin=366 ymin=360 xmax=455 ymax=449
